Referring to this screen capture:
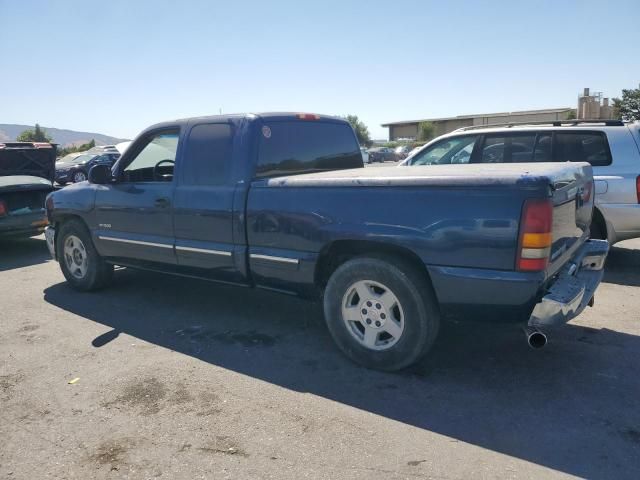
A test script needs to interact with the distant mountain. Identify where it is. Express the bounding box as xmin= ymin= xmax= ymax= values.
xmin=0 ymin=124 xmax=127 ymax=147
